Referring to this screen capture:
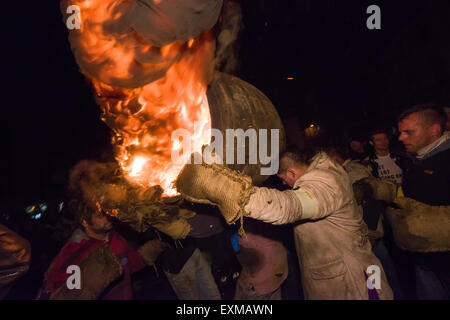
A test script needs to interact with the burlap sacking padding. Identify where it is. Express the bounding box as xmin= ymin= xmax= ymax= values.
xmin=373 ymin=178 xmax=397 ymax=203
xmin=386 ymin=198 xmax=450 ymax=253
xmin=50 ymin=244 xmax=123 ymax=300
xmin=353 ymin=177 xmax=396 ymax=204
xmin=353 ymin=179 xmax=373 ymax=205
xmin=175 ymin=161 xmax=255 ymax=225
xmin=114 ymin=202 xmax=196 ymax=239
xmin=152 ymin=216 xmax=192 ymax=240
xmin=138 ymin=239 xmax=169 ymax=266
